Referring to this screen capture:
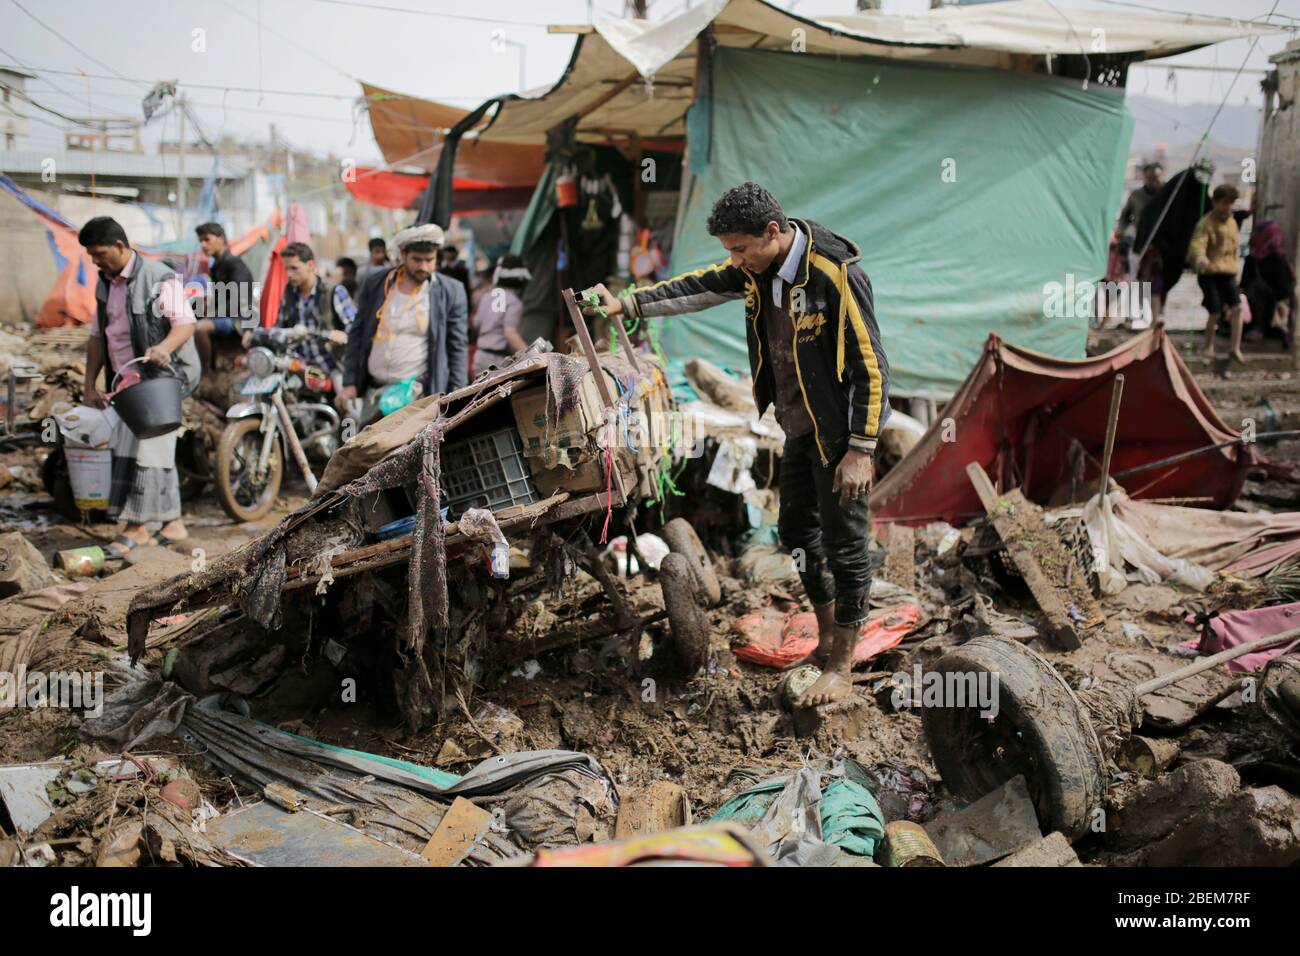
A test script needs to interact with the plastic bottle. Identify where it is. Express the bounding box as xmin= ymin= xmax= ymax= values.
xmin=489 ymin=540 xmax=510 ymax=579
